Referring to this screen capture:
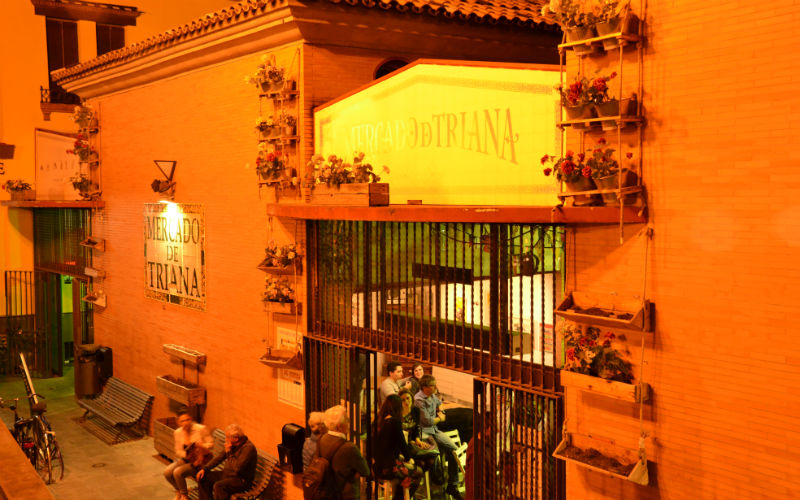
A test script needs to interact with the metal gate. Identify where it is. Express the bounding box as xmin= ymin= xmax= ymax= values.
xmin=2 ymin=270 xmax=40 ymax=375
xmin=474 ymin=381 xmax=564 ymax=500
